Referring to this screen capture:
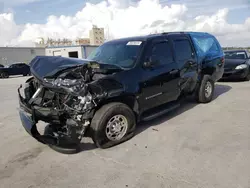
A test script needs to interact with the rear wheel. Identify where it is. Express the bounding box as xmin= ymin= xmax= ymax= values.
xmin=196 ymin=75 xmax=214 ymax=103
xmin=90 ymin=102 xmax=136 ymax=149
